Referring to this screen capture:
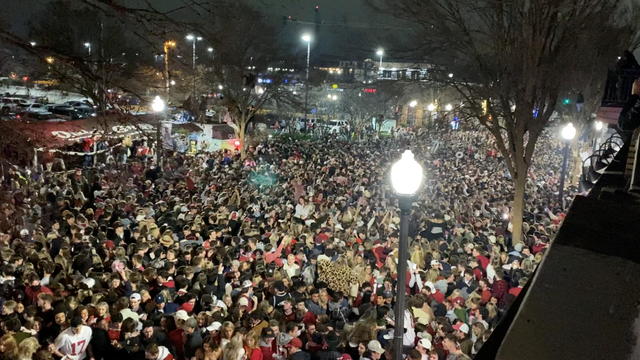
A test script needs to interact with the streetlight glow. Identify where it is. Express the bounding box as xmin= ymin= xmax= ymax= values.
xmin=409 ymin=100 xmax=418 ymax=108
xmin=376 ymin=49 xmax=384 ymax=56
xmin=207 ymin=47 xmax=214 ymax=53
xmin=561 ymin=122 xmax=576 ymax=141
xmin=427 ymin=103 xmax=436 ymax=111
xmin=391 ymin=150 xmax=423 ymax=196
xmin=594 ymin=121 xmax=604 ymax=131
xmin=84 ymin=42 xmax=91 ymax=48
xmin=331 ymin=95 xmax=338 ymax=101
xmin=186 ymin=34 xmax=195 ymax=40
xmin=445 ymin=103 xmax=453 ymax=111
xmin=29 ymin=41 xmax=36 ymax=47
xmin=151 ymin=96 xmax=166 ymax=113
xmin=448 ymin=73 xmax=454 ymax=78
xmin=301 ymin=33 xmax=312 ymax=43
